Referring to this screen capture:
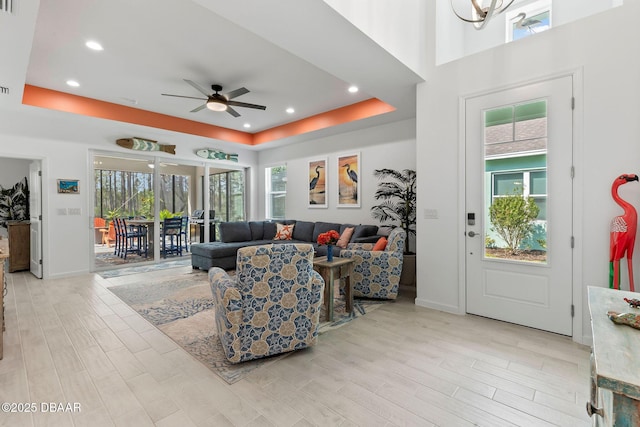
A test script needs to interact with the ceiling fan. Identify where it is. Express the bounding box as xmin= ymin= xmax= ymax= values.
xmin=161 ymin=79 xmax=266 ymax=117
